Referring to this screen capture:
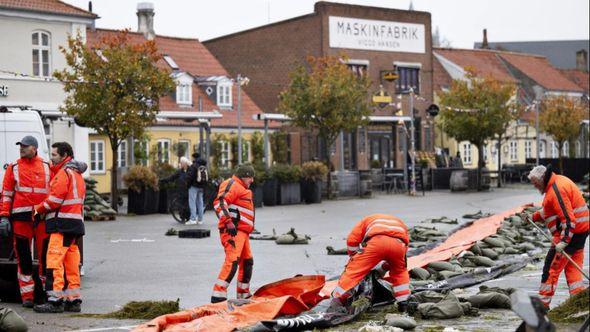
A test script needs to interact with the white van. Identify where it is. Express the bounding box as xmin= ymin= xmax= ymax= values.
xmin=1 ymin=107 xmax=50 ymax=182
